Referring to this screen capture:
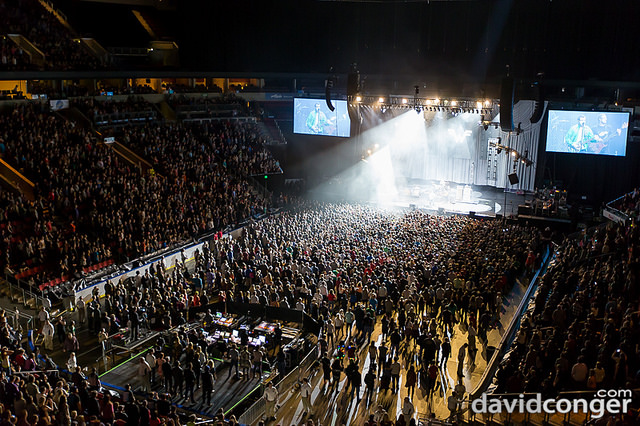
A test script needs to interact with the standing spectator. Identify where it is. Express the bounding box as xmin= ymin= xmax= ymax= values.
xmin=228 ymin=344 xmax=239 ymax=379
xmin=401 ymin=396 xmax=415 ymax=421
xmin=64 ymin=333 xmax=79 ymax=353
xmin=405 ymin=365 xmax=417 ymax=399
xmin=363 ymin=368 xmax=376 ymax=407
xmin=201 ymin=365 xmax=214 ymax=406
xmin=42 ymin=319 xmax=55 ymax=350
xmin=76 ymin=296 xmax=86 ymax=325
xmin=300 ymin=377 xmax=313 ymax=416
xmin=390 ymin=357 xmax=401 ymax=392
xmin=184 ymin=363 xmax=196 ymax=403
xmin=264 ymin=381 xmax=279 ymax=421
xmin=138 ymin=357 xmax=152 ymax=393
xmin=239 ymin=346 xmax=251 ymax=380
xmin=448 ymin=390 xmax=459 ymax=420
